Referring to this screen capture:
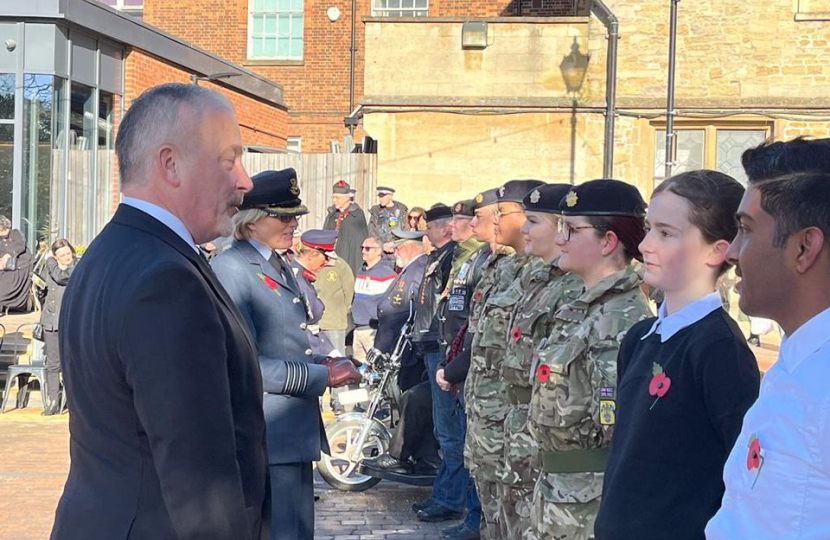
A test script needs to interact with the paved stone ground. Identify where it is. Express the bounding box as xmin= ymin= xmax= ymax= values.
xmin=0 ymin=401 xmax=449 ymax=540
